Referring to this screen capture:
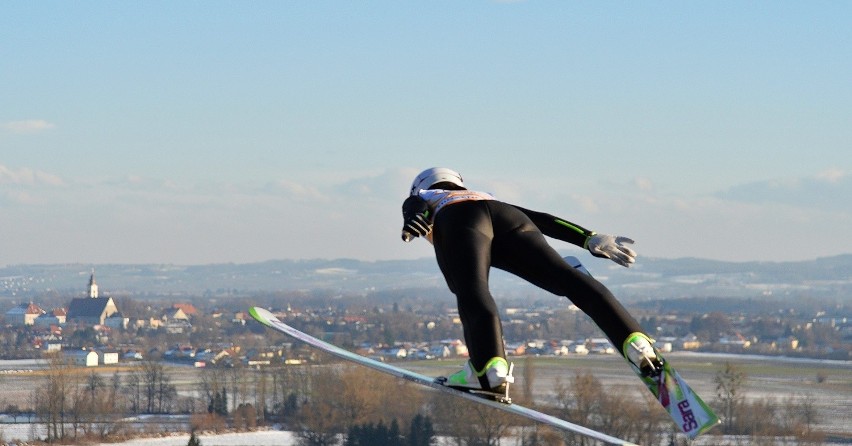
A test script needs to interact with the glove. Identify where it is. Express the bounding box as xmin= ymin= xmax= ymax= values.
xmin=402 ymin=213 xmax=432 ymax=242
xmin=586 ymin=234 xmax=637 ymax=267
xmin=401 ymin=196 xmax=433 ymax=242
